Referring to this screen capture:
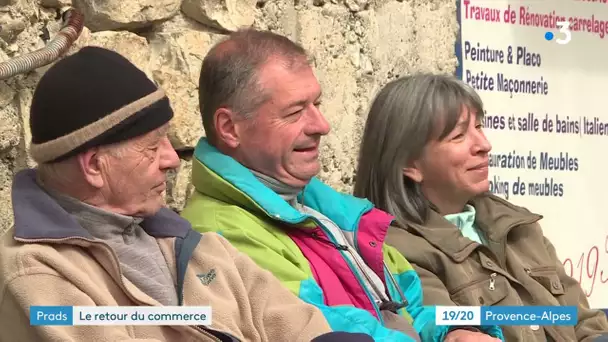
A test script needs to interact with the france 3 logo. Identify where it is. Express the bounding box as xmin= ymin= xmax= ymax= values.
xmin=545 ymin=21 xmax=572 ymax=45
